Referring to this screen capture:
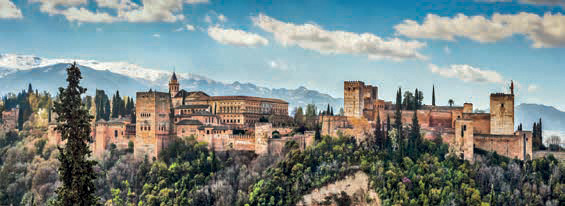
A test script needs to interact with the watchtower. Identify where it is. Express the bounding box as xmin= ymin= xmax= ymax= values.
xmin=490 ymin=82 xmax=514 ymax=135
xmin=169 ymin=72 xmax=180 ymax=98
xmin=344 ymin=81 xmax=365 ymax=117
